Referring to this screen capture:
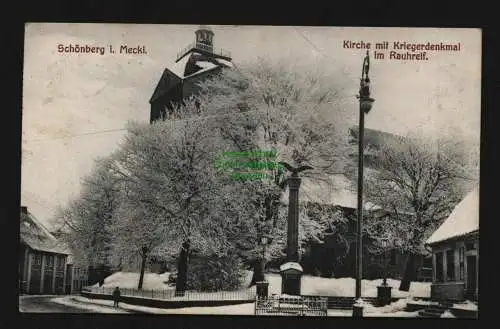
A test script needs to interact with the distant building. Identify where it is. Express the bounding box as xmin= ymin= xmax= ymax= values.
xmin=20 ymin=206 xmax=89 ymax=294
xmin=279 ymin=127 xmax=431 ymax=280
xmin=50 ymin=229 xmax=91 ymax=293
xmin=64 ymin=255 xmax=89 ymax=294
xmin=149 ymin=25 xmax=233 ymax=123
xmin=425 ymin=188 xmax=479 ymax=301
